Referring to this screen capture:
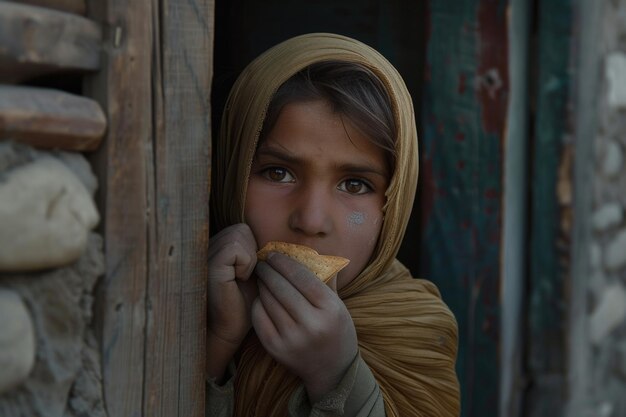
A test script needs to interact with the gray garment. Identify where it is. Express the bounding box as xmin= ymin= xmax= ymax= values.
xmin=206 ymin=353 xmax=386 ymax=417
